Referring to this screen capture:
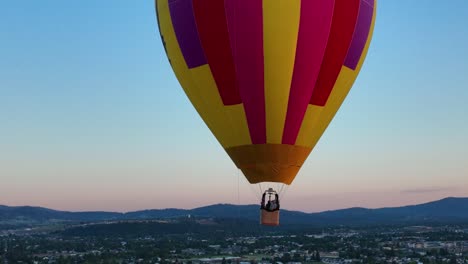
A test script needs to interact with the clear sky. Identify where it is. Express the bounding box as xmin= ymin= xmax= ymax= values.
xmin=1 ymin=1 xmax=467 ymax=213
